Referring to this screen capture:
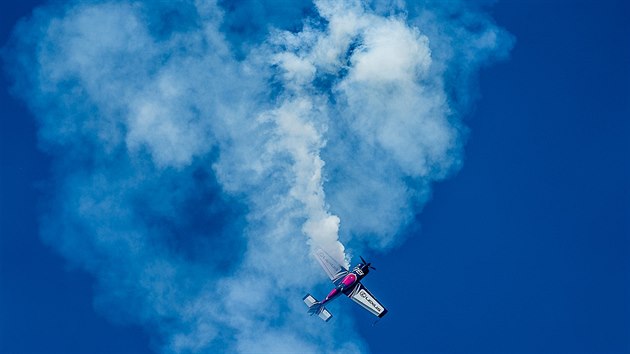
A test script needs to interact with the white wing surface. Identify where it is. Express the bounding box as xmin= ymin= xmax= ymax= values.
xmin=348 ymin=283 xmax=388 ymax=318
xmin=313 ymin=248 xmax=348 ymax=283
